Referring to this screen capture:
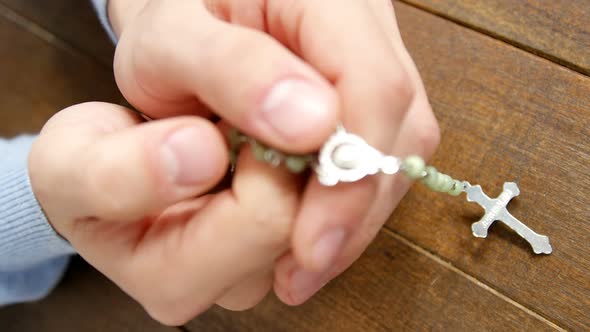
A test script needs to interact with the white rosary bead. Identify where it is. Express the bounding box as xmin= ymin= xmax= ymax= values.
xmin=332 ymin=144 xmax=361 ymax=169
